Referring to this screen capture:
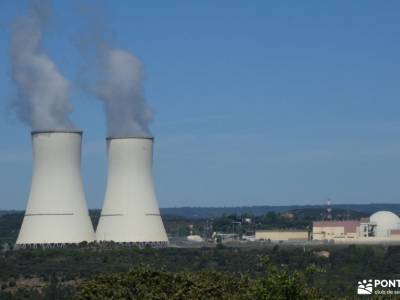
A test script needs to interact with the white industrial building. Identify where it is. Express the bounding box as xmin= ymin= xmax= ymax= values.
xmin=255 ymin=230 xmax=309 ymax=242
xmin=313 ymin=211 xmax=400 ymax=243
xmin=96 ymin=137 xmax=168 ymax=246
xmin=16 ymin=131 xmax=95 ymax=246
